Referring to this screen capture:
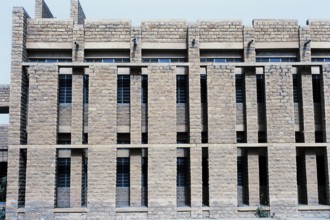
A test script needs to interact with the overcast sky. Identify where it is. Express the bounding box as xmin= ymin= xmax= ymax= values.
xmin=0 ymin=0 xmax=330 ymax=123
